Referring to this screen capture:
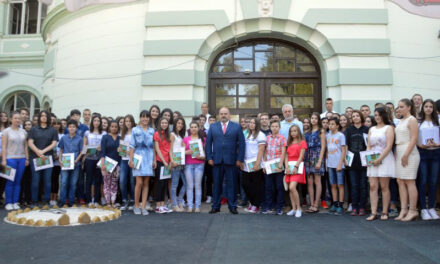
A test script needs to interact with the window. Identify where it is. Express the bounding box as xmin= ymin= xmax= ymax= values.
xmin=212 ymin=41 xmax=317 ymax=74
xmin=6 ymin=0 xmax=48 ymax=35
xmin=3 ymin=91 xmax=41 ymax=117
